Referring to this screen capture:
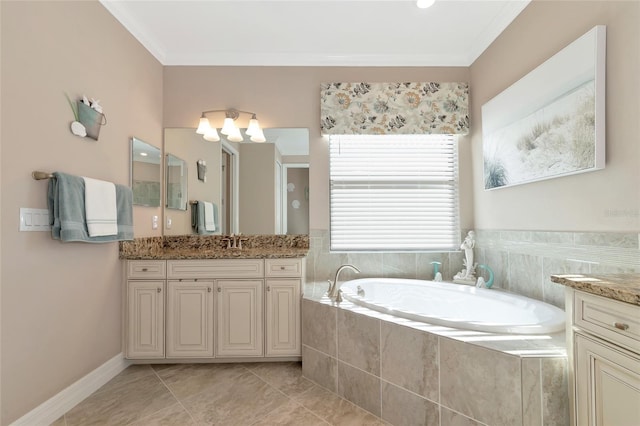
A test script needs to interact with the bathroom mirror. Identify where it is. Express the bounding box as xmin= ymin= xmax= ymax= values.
xmin=165 ymin=153 xmax=188 ymax=210
xmin=130 ymin=137 xmax=161 ymax=207
xmin=163 ymin=127 xmax=309 ymax=236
